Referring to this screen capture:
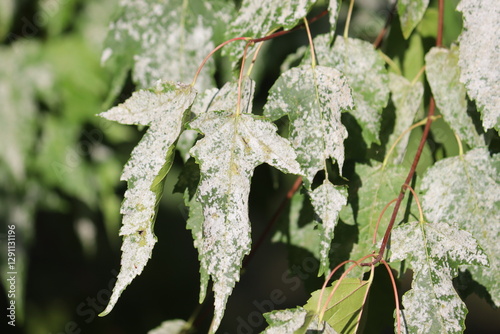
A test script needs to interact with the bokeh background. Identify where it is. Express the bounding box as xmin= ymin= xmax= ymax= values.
xmin=1 ymin=0 xmax=499 ymax=333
